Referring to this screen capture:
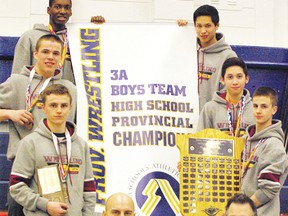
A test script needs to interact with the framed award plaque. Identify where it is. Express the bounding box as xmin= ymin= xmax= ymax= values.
xmin=177 ymin=129 xmax=244 ymax=216
xmin=36 ymin=164 xmax=65 ymax=202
